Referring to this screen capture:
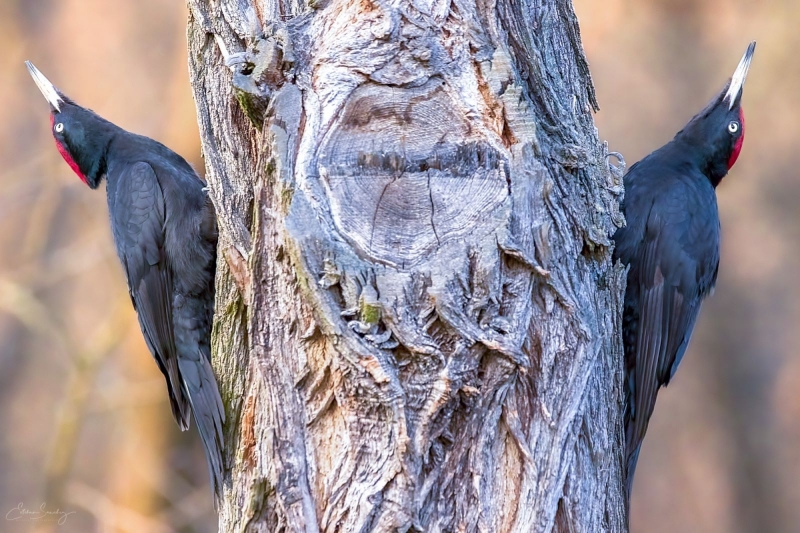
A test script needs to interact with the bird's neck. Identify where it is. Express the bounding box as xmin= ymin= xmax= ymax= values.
xmin=671 ymin=136 xmax=728 ymax=189
xmin=702 ymin=157 xmax=729 ymax=189
xmin=78 ymin=132 xmax=115 ymax=189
